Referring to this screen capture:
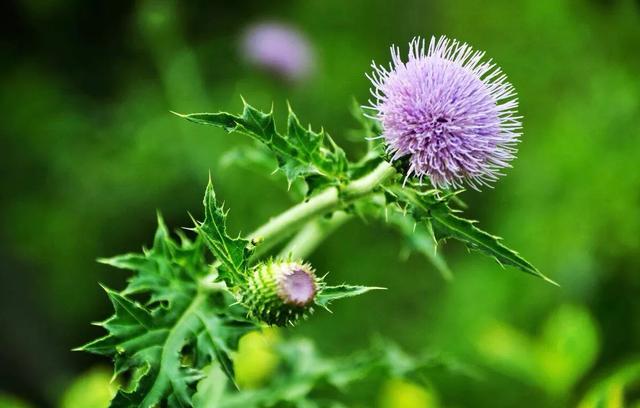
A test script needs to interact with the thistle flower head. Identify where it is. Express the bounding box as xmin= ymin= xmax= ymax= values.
xmin=241 ymin=22 xmax=314 ymax=82
xmin=242 ymin=260 xmax=320 ymax=327
xmin=367 ymin=36 xmax=521 ymax=190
